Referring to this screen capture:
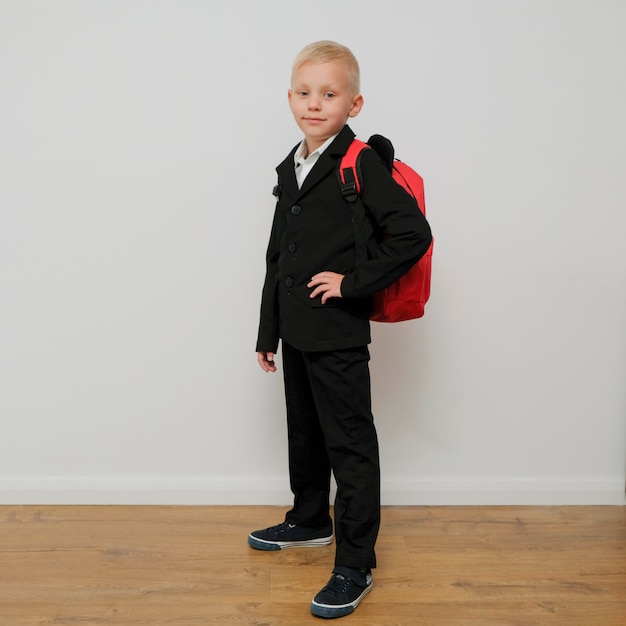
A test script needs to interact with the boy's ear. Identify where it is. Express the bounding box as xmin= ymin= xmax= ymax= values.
xmin=349 ymin=93 xmax=364 ymax=118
